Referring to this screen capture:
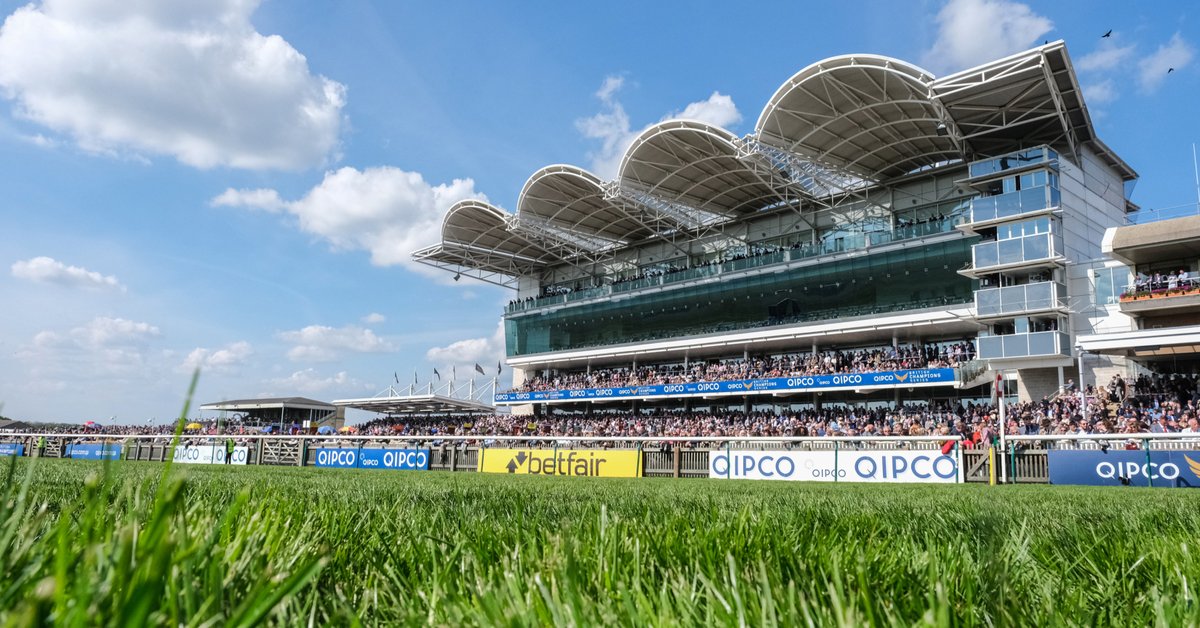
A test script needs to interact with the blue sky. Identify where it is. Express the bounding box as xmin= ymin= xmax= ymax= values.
xmin=0 ymin=0 xmax=1196 ymax=423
